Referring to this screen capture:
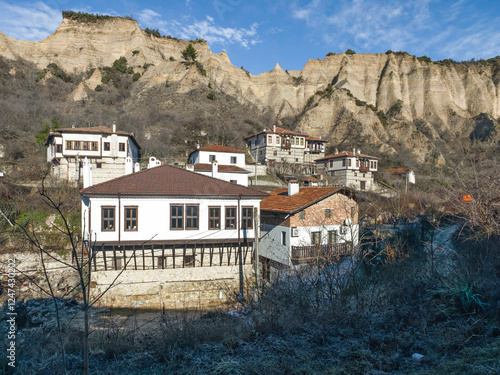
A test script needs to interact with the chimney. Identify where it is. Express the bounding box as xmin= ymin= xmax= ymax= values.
xmin=353 ymin=147 xmax=356 ymax=156
xmin=112 ymin=124 xmax=117 ymax=133
xmin=196 ymin=144 xmax=200 ymax=149
xmin=134 ymin=162 xmax=141 ymax=173
xmin=186 ymin=164 xmax=194 ymax=172
xmin=335 ymin=148 xmax=338 ymax=154
xmin=211 ymin=159 xmax=218 ymax=178
xmin=71 ymin=124 xmax=75 ymax=128
xmin=288 ymin=180 xmax=299 ymax=196
xmin=83 ymin=157 xmax=93 ymax=188
xmin=273 ymin=124 xmax=276 ymax=133
xmin=148 ymin=156 xmax=157 ymax=169
xmin=125 ymin=156 xmax=133 ymax=175
xmin=357 ymin=149 xmax=361 ymax=155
